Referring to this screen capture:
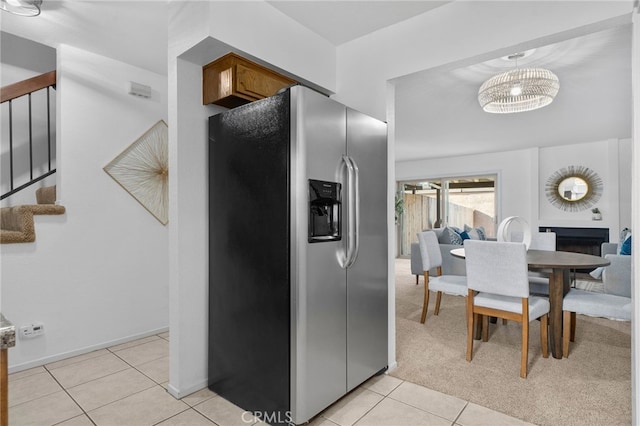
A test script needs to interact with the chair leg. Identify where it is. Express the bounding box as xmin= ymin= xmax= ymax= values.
xmin=540 ymin=314 xmax=549 ymax=358
xmin=481 ymin=315 xmax=489 ymax=342
xmin=434 ymin=291 xmax=442 ymax=315
xmin=502 ymin=319 xmax=508 ymax=325
xmin=520 ymin=299 xmax=529 ymax=379
xmin=415 ymin=275 xmax=419 ymax=285
xmin=420 ymin=272 xmax=430 ymax=324
xmin=521 ymin=321 xmax=529 ymax=379
xmin=563 ymin=311 xmax=572 ymax=358
xmin=466 ymin=290 xmax=474 ymax=362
